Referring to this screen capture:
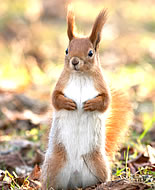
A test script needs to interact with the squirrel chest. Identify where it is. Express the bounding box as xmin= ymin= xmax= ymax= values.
xmin=51 ymin=72 xmax=107 ymax=156
xmin=64 ymin=73 xmax=98 ymax=107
